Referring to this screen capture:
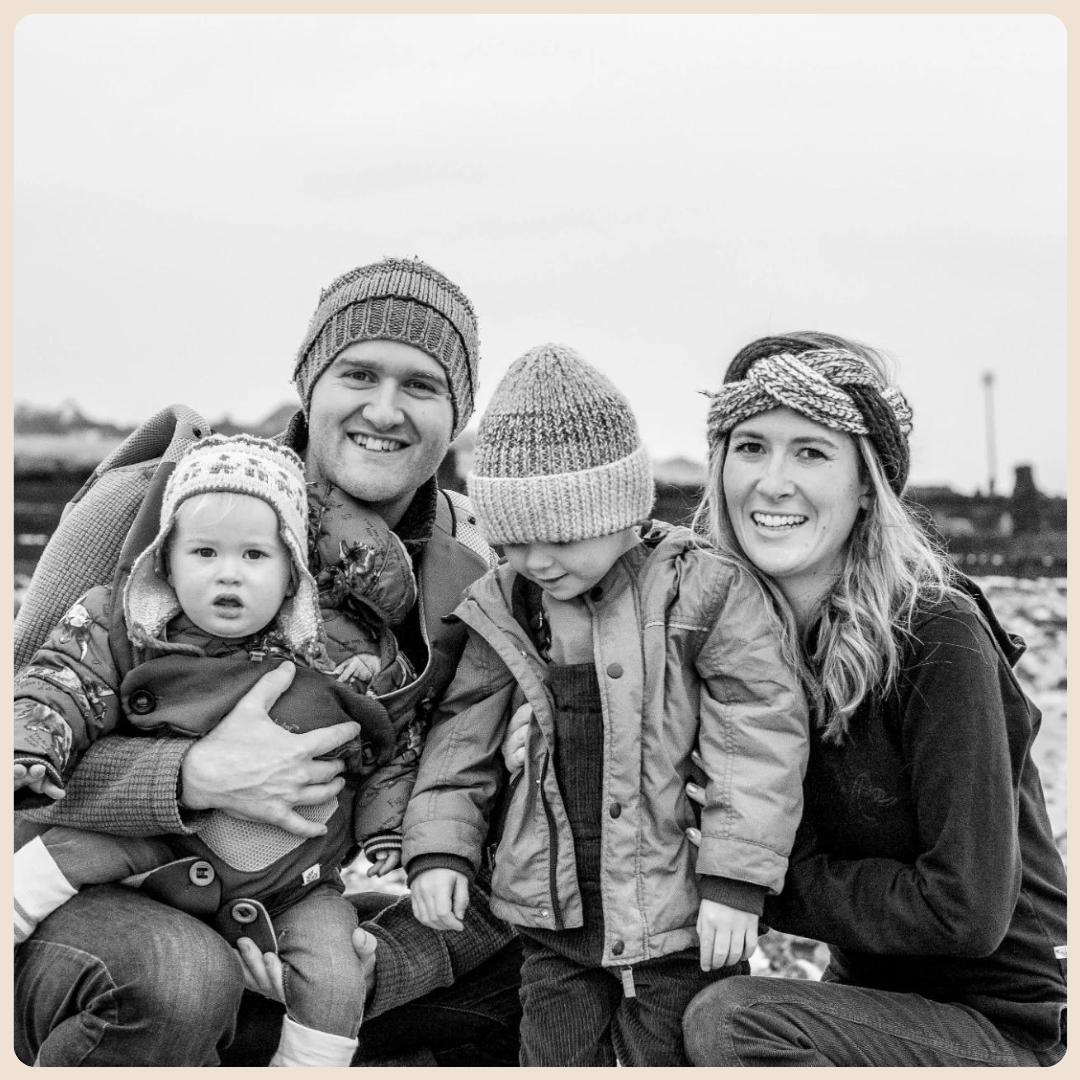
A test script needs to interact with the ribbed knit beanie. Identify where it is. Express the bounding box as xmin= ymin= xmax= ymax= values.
xmin=124 ymin=434 xmax=324 ymax=661
xmin=293 ymin=257 xmax=479 ymax=438
xmin=468 ymin=344 xmax=654 ymax=544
